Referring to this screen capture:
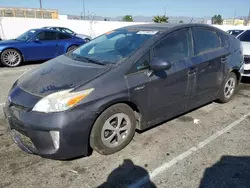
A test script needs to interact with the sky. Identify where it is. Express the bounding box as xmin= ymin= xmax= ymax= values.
xmin=0 ymin=0 xmax=250 ymax=18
